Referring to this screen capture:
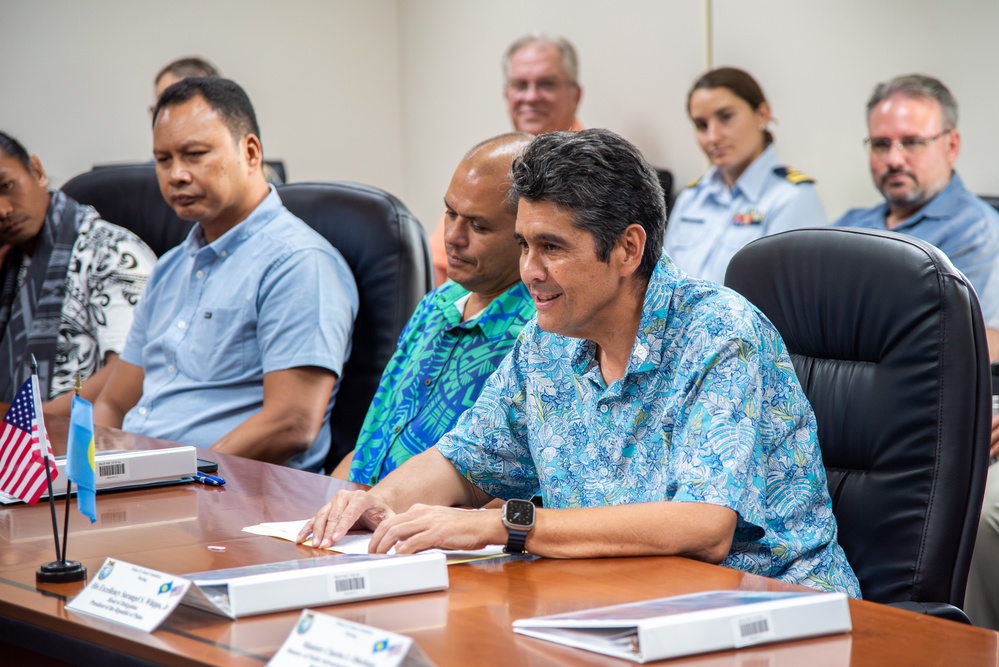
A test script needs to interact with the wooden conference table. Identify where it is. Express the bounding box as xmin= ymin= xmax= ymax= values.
xmin=0 ymin=421 xmax=997 ymax=667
